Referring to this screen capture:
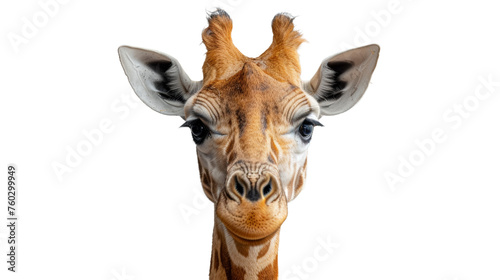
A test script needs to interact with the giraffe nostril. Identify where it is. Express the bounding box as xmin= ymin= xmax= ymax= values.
xmin=235 ymin=177 xmax=245 ymax=196
xmin=263 ymin=181 xmax=272 ymax=197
